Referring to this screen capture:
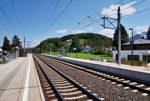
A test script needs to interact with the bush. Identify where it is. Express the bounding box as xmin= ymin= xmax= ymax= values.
xmin=104 ymin=50 xmax=112 ymax=56
xmin=92 ymin=47 xmax=105 ymax=55
xmin=0 ymin=60 xmax=3 ymax=64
